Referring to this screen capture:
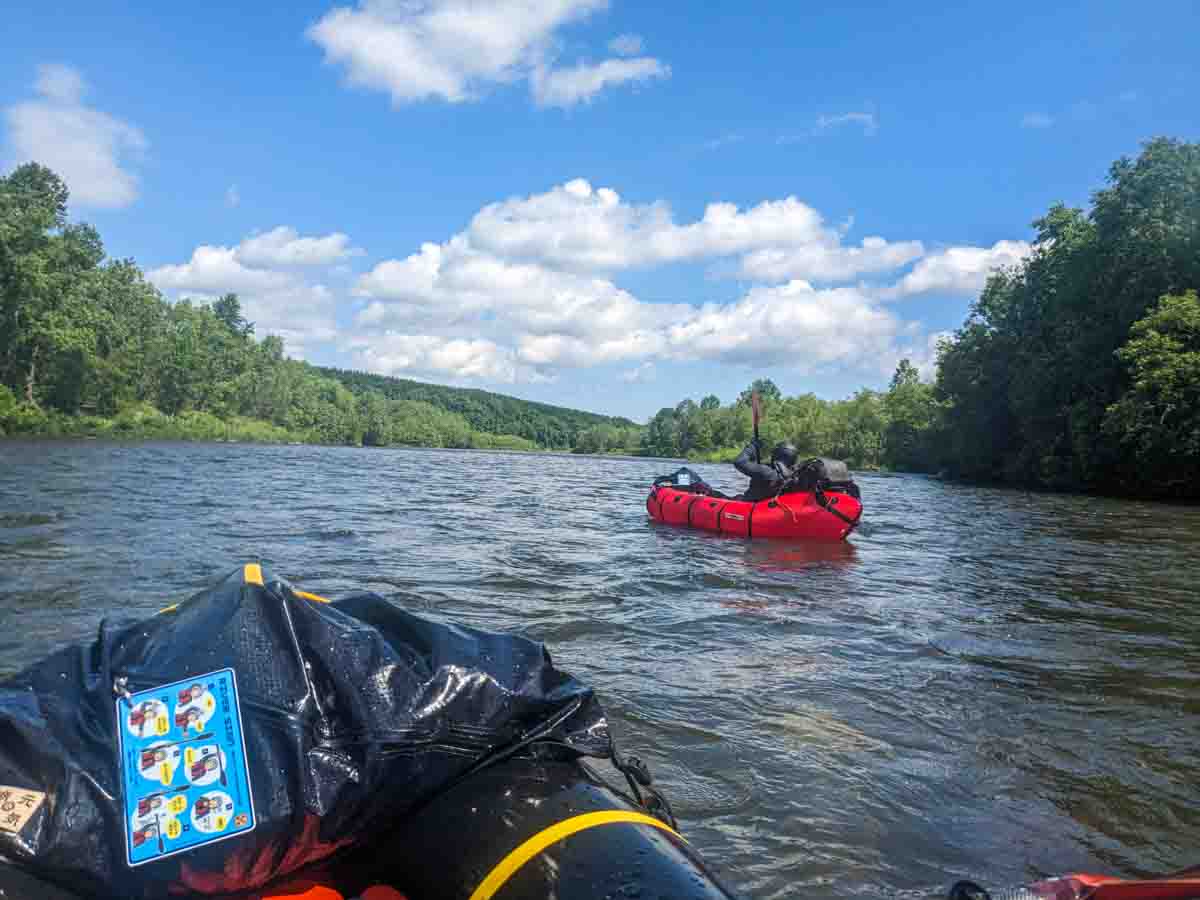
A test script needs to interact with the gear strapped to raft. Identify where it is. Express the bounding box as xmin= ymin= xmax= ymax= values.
xmin=0 ymin=565 xmax=734 ymax=899
xmin=648 ymin=458 xmax=863 ymax=540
